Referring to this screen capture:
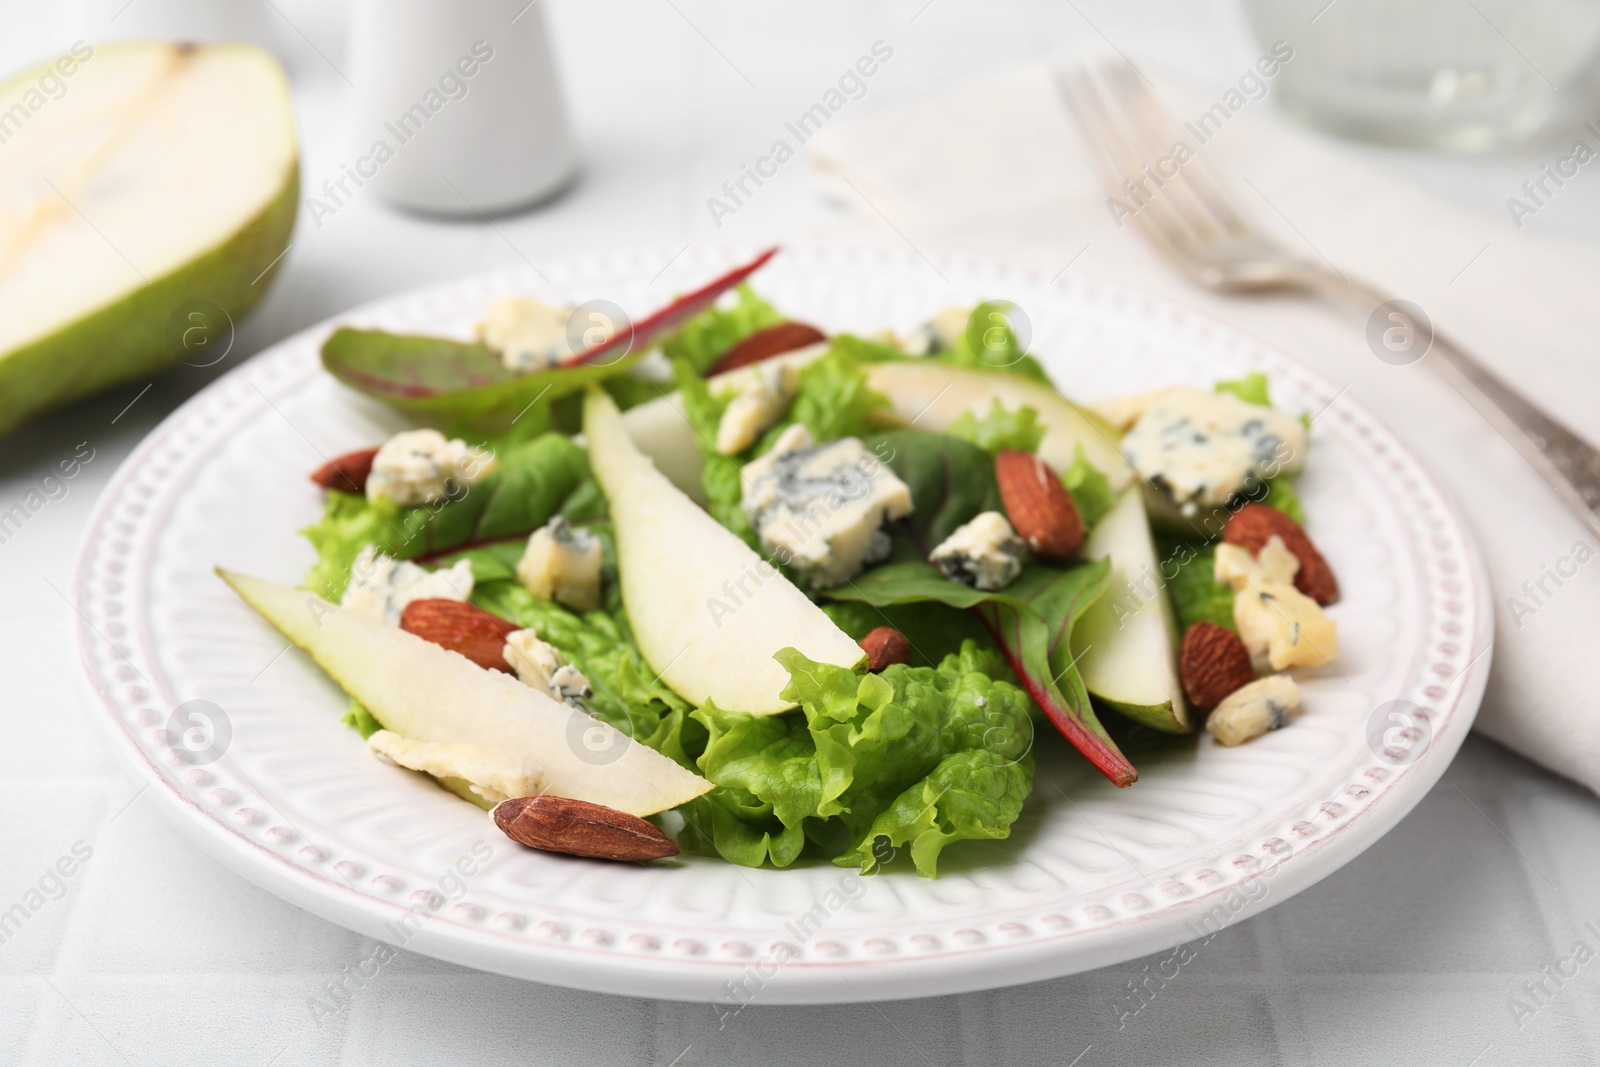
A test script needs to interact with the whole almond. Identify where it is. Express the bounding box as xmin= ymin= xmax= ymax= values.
xmin=399 ymin=598 xmax=520 ymax=672
xmin=859 ymin=626 xmax=913 ymax=672
xmin=1223 ymin=503 xmax=1339 ymax=604
xmin=995 ymin=450 xmax=1084 ymax=562
xmin=707 ymin=321 xmax=827 ymax=375
xmin=311 ymin=447 xmax=379 ymax=494
xmin=1179 ymin=621 xmax=1256 ymax=712
xmin=493 ymin=795 xmax=679 ymax=862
